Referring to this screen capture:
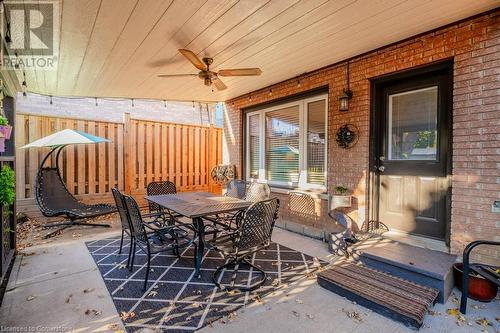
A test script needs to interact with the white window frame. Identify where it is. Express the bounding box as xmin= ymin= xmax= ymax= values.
xmin=245 ymin=94 xmax=328 ymax=191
